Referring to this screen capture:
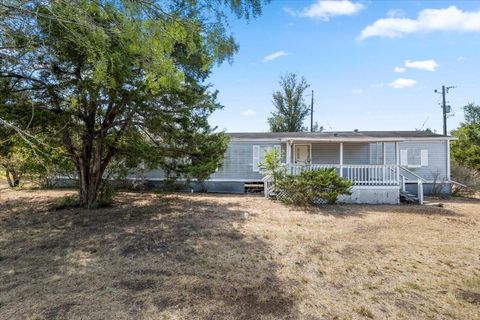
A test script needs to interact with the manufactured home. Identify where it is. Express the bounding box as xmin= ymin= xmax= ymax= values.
xmin=143 ymin=131 xmax=455 ymax=204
